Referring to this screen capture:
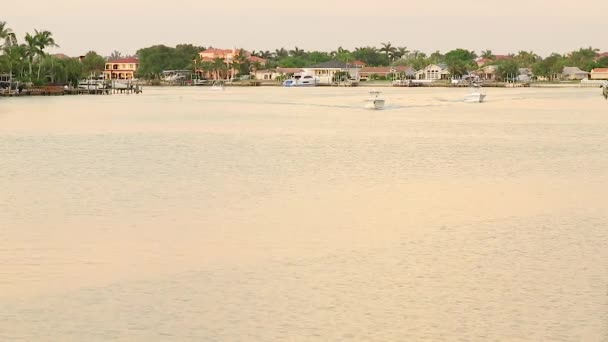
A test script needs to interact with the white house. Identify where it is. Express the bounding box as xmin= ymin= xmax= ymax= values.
xmin=415 ymin=64 xmax=450 ymax=80
xmin=252 ymin=68 xmax=304 ymax=80
xmin=301 ymin=61 xmax=360 ymax=84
